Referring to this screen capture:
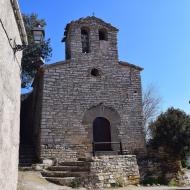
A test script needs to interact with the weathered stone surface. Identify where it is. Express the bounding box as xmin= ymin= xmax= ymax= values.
xmin=86 ymin=155 xmax=140 ymax=188
xmin=40 ymin=155 xmax=139 ymax=189
xmin=43 ymin=159 xmax=54 ymax=166
xmin=33 ymin=16 xmax=146 ymax=161
xmin=0 ymin=0 xmax=25 ymax=189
